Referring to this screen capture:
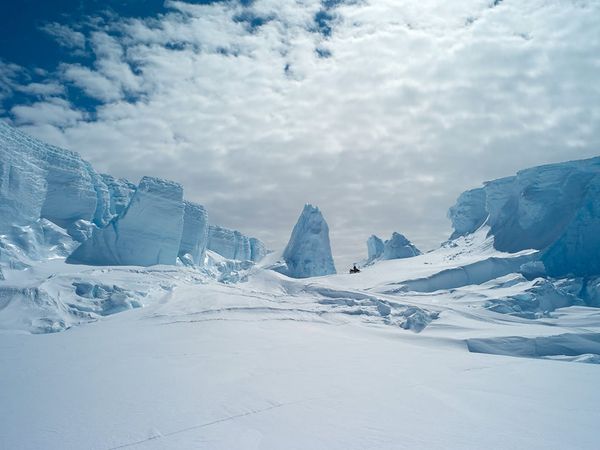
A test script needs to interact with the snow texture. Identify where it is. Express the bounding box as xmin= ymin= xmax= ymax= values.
xmin=281 ymin=204 xmax=336 ymax=278
xmin=178 ymin=201 xmax=209 ymax=266
xmin=2 ymin=127 xmax=600 ymax=449
xmin=67 ymin=176 xmax=185 ymax=266
xmin=2 ymin=234 xmax=600 ymax=449
xmin=448 ymin=157 xmax=600 ymax=277
xmin=0 ymin=219 xmax=78 ymax=270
